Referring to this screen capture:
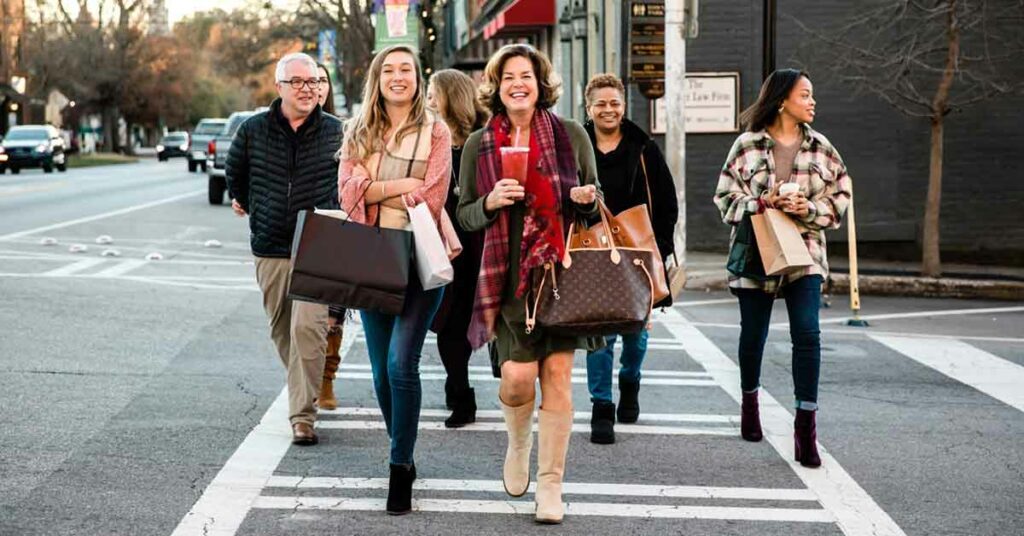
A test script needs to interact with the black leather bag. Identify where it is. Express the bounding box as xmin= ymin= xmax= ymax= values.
xmin=288 ymin=210 xmax=412 ymax=315
xmin=726 ymin=214 xmax=769 ymax=281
